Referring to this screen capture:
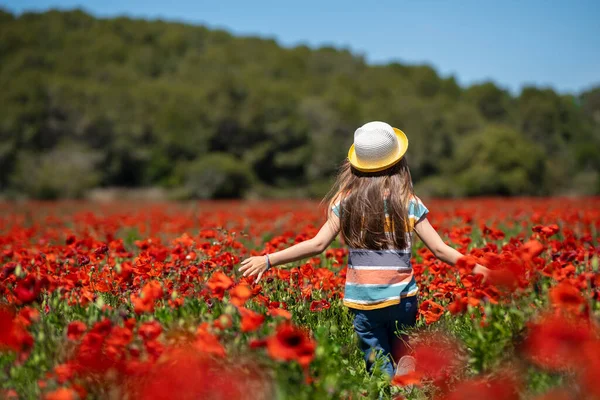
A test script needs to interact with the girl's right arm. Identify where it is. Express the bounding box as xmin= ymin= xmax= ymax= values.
xmin=414 ymin=217 xmax=490 ymax=278
xmin=238 ymin=210 xmax=340 ymax=283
